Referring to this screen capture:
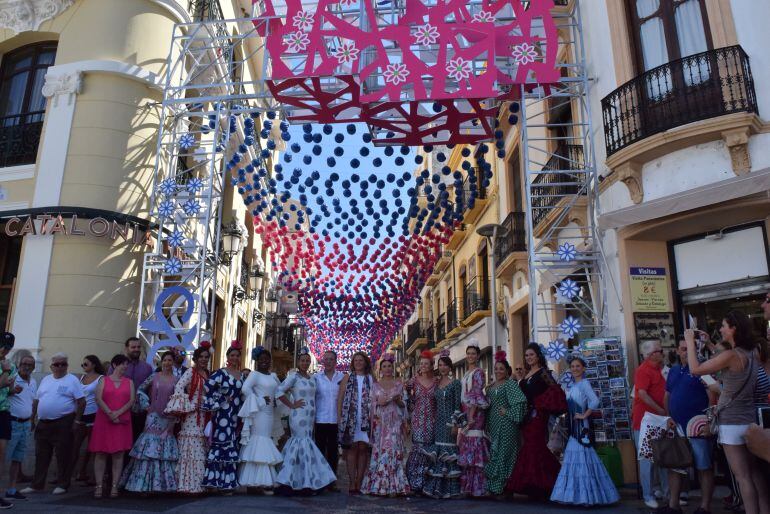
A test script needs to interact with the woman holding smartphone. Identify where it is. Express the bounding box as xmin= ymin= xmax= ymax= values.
xmin=685 ymin=312 xmax=770 ymax=514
